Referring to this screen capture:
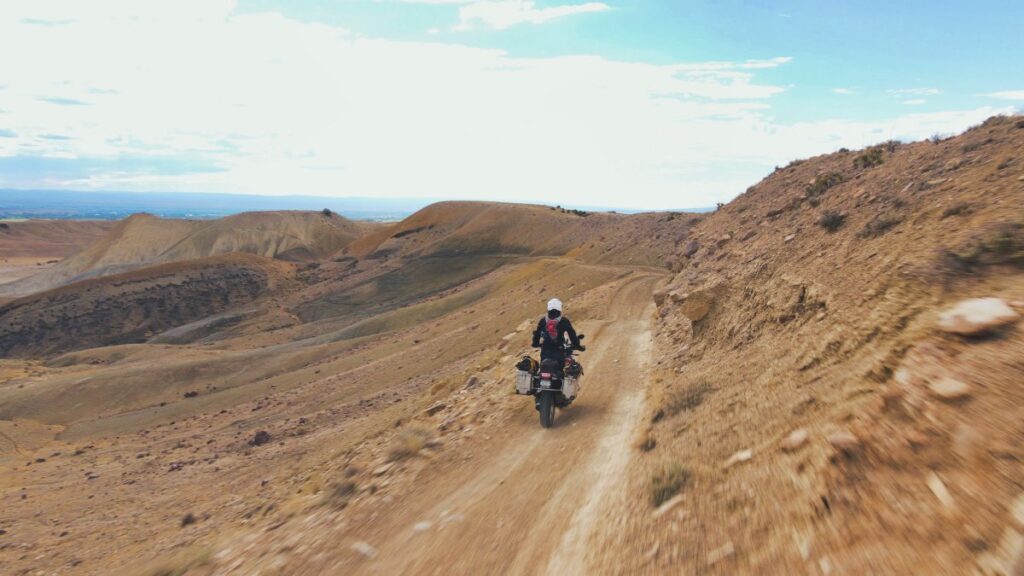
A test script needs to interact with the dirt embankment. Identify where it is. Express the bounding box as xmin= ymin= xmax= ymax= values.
xmin=0 ymin=254 xmax=295 ymax=358
xmin=632 ymin=115 xmax=1024 ymax=573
